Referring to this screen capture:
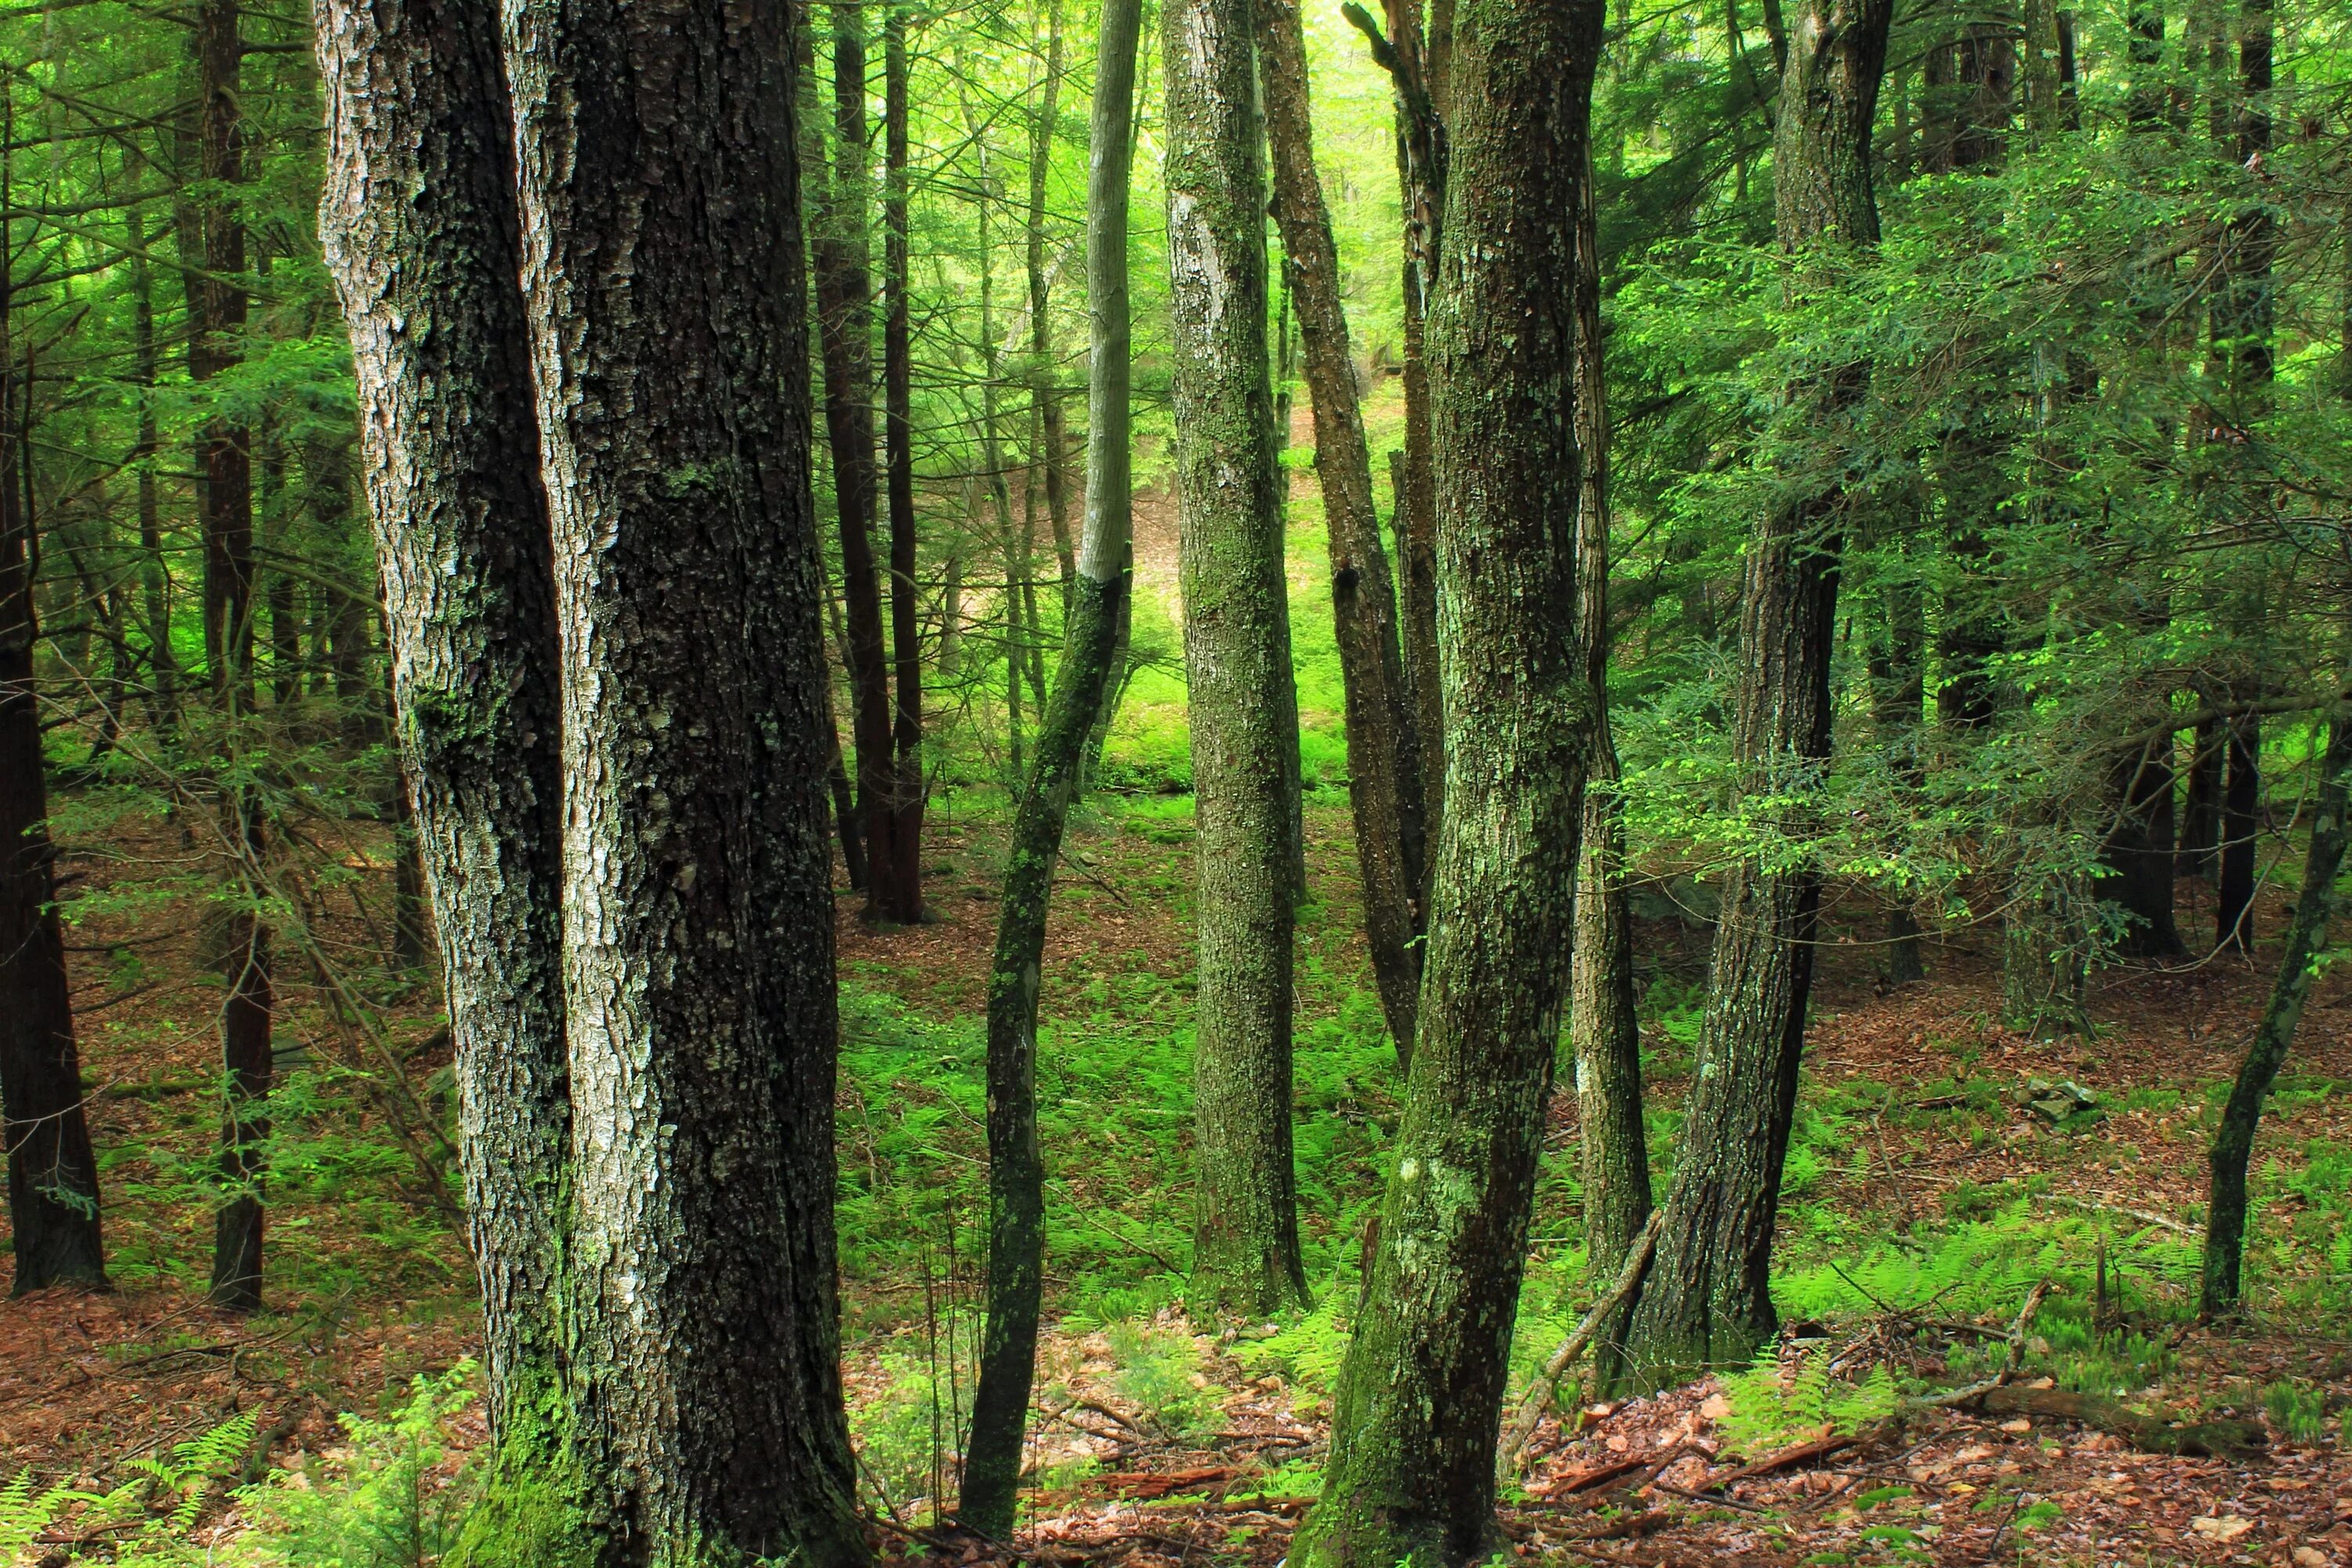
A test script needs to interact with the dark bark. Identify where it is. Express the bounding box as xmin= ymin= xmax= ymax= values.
xmin=1290 ymin=0 xmax=1601 ymax=1554
xmin=497 ymin=0 xmax=868 ymax=1555
xmin=884 ymin=1 xmax=924 ymax=924
xmin=1 ymin=263 xmax=105 ymax=1294
xmin=2203 ymin=693 xmax=2350 ymax=1315
xmin=1164 ymin=0 xmax=1308 ymax=1320
xmin=1254 ymin=0 xmax=1428 ymax=1065
xmin=127 ymin=211 xmax=176 ymax=727
xmin=2182 ymin=715 xmax=2221 ymax=878
xmin=2218 ymin=710 xmax=2260 ymax=951
xmin=1867 ymin=556 xmax=1926 ymax=984
xmin=956 ymin=0 xmax=1139 ymax=1531
xmin=2101 ymin=738 xmax=2184 ymax=956
xmin=1617 ymin=0 xmax=1889 ymax=1392
xmin=815 ymin=0 xmax=909 ymax=924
